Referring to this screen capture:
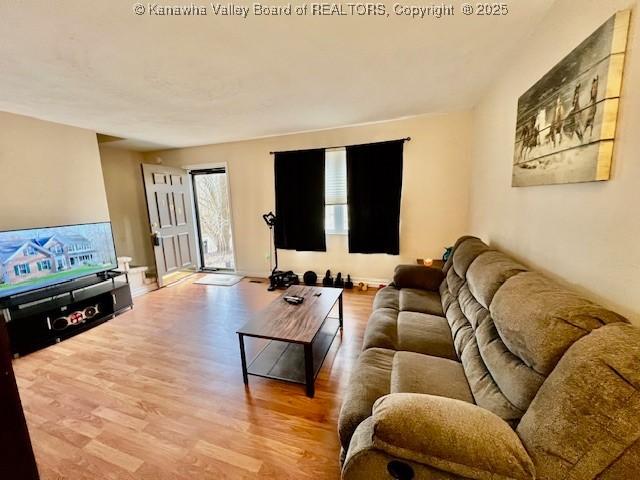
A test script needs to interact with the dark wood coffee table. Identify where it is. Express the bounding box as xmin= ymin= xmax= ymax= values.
xmin=236 ymin=285 xmax=343 ymax=397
